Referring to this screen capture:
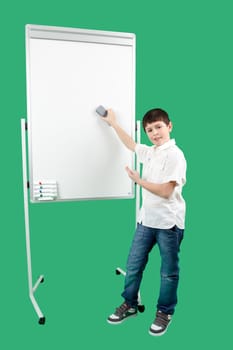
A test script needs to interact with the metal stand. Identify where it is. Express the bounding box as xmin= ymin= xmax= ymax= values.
xmin=135 ymin=120 xmax=141 ymax=225
xmin=21 ymin=119 xmax=46 ymax=325
xmin=115 ymin=120 xmax=145 ymax=312
xmin=21 ymin=118 xmax=141 ymax=323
